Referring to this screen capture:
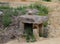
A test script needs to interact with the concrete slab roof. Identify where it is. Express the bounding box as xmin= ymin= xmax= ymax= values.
xmin=20 ymin=15 xmax=48 ymax=24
